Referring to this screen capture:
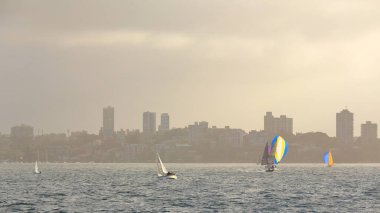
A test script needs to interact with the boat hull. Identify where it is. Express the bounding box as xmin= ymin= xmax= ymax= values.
xmin=166 ymin=175 xmax=177 ymax=179
xmin=158 ymin=174 xmax=177 ymax=179
xmin=265 ymin=165 xmax=278 ymax=172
